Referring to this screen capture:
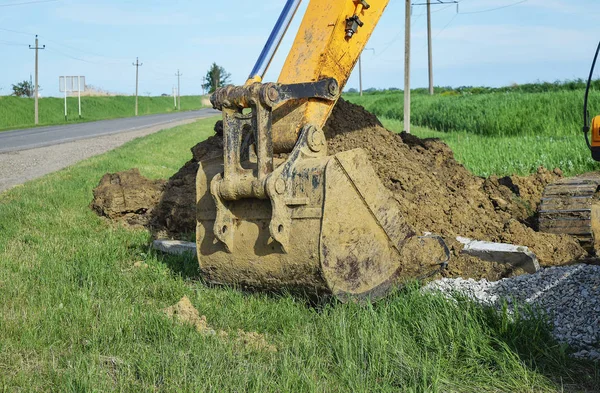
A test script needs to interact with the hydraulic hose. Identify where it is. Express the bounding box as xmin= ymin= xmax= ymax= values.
xmin=583 ymin=40 xmax=600 ymax=150
xmin=247 ymin=0 xmax=303 ymax=83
